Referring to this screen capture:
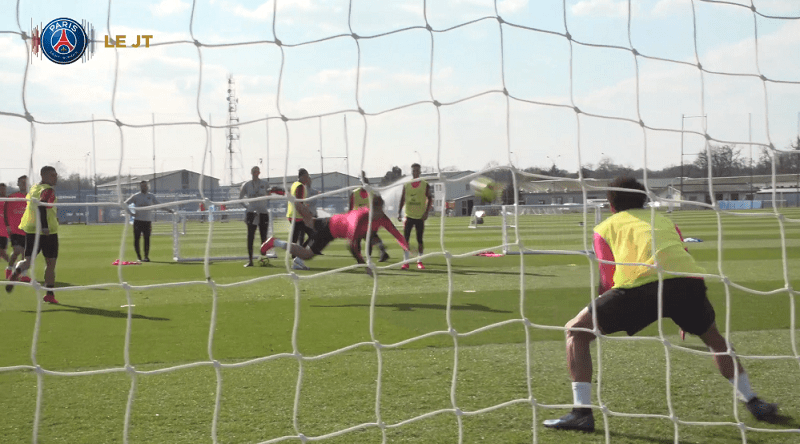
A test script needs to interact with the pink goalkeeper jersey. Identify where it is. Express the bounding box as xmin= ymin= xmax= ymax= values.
xmin=329 ymin=207 xmax=409 ymax=250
